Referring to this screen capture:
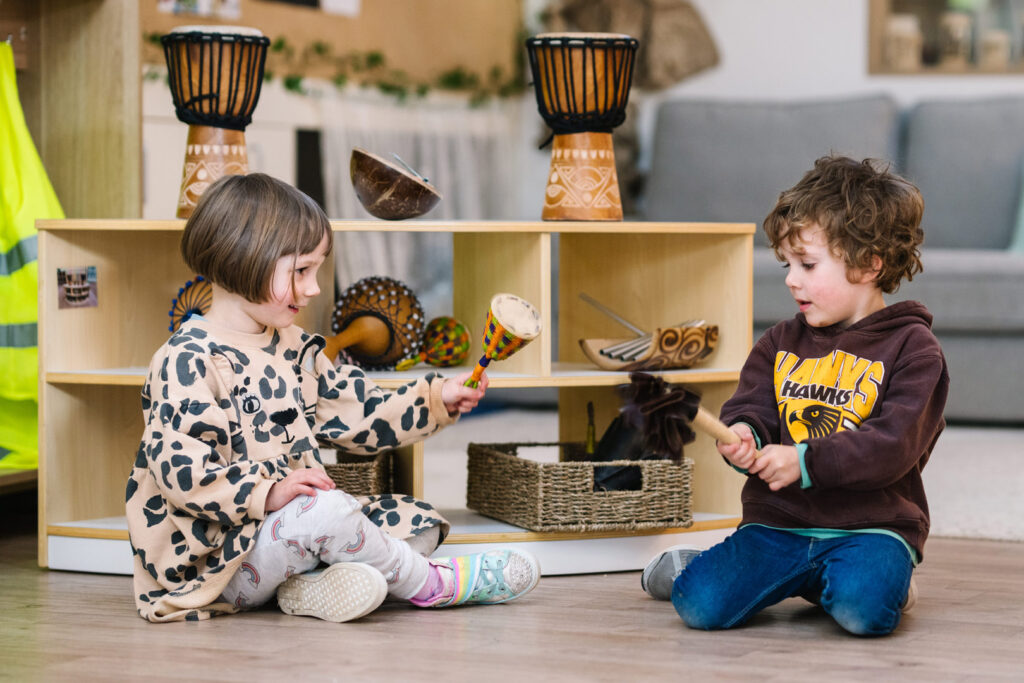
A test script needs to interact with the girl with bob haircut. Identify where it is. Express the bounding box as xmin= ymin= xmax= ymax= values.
xmin=126 ymin=173 xmax=540 ymax=623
